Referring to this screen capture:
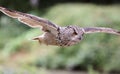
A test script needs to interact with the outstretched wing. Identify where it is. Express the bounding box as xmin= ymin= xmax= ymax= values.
xmin=0 ymin=6 xmax=59 ymax=35
xmin=82 ymin=27 xmax=120 ymax=35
